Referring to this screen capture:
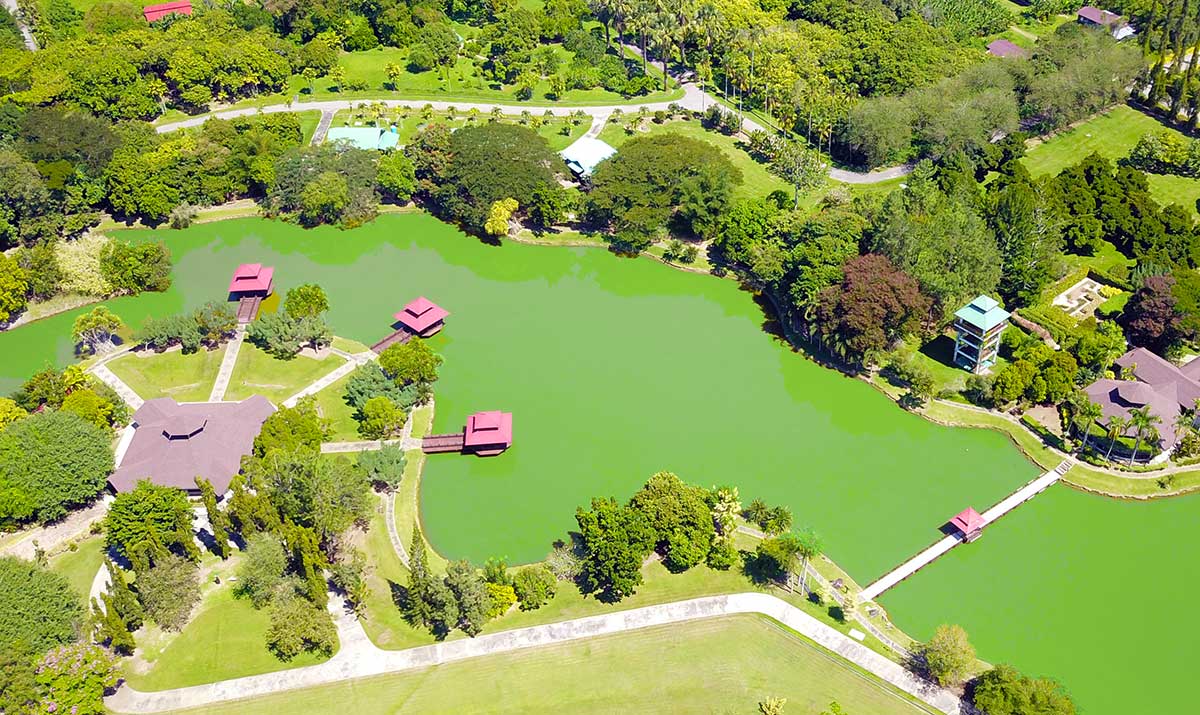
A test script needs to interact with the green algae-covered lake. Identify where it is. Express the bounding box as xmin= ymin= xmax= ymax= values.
xmin=0 ymin=214 xmax=1194 ymax=714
